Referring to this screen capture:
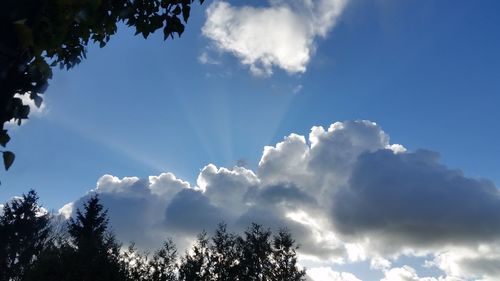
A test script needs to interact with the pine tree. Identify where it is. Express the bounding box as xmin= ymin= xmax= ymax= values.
xmin=210 ymin=223 xmax=238 ymax=281
xmin=150 ymin=239 xmax=178 ymax=281
xmin=179 ymin=231 xmax=211 ymax=281
xmin=0 ymin=190 xmax=51 ymax=281
xmin=66 ymin=194 xmax=125 ymax=281
xmin=270 ymin=229 xmax=306 ymax=281
xmin=237 ymin=223 xmax=273 ymax=281
xmin=120 ymin=243 xmax=151 ymax=281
